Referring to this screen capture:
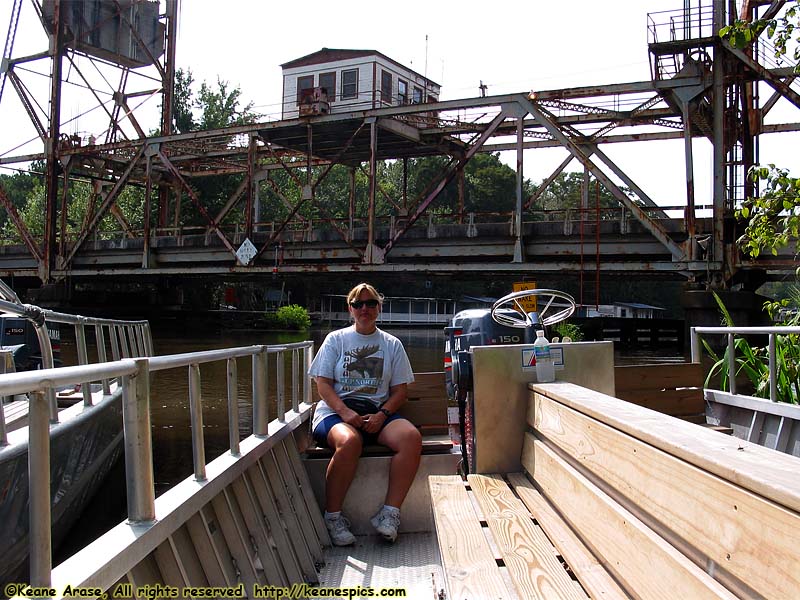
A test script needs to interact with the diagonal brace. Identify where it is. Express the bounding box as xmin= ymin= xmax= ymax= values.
xmin=521 ymin=96 xmax=685 ymax=260
xmin=0 ymin=183 xmax=43 ymax=262
xmin=157 ymin=150 xmax=238 ymax=256
xmin=64 ymin=143 xmax=146 ymax=268
xmin=383 ymin=108 xmax=511 ymax=255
